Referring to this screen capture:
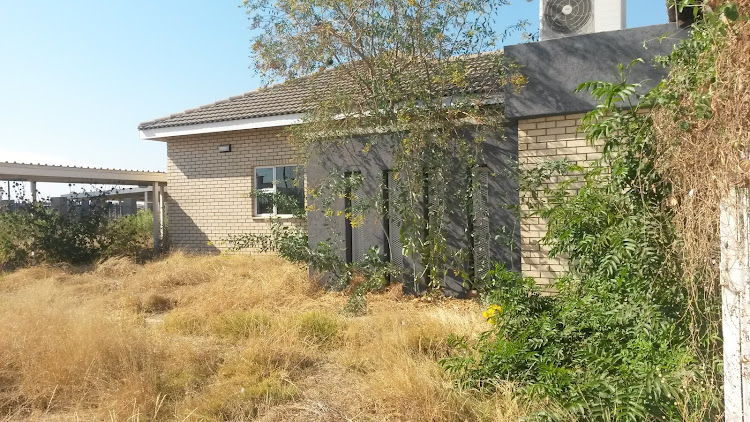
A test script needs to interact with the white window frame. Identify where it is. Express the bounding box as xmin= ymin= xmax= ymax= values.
xmin=254 ymin=165 xmax=304 ymax=217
